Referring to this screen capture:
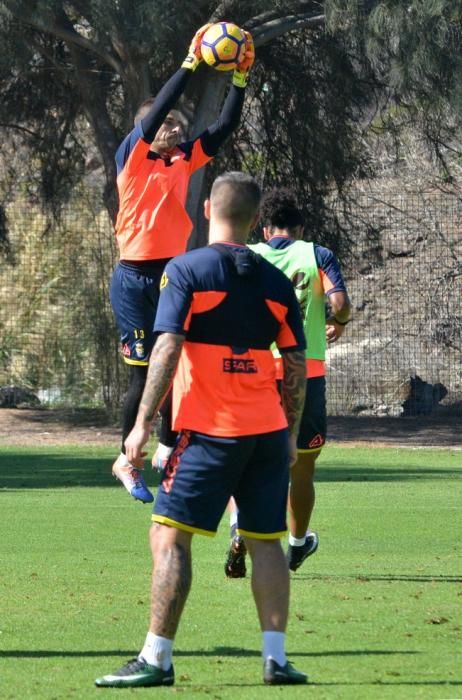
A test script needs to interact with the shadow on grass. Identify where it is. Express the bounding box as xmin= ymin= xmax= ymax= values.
xmin=312 ymin=680 xmax=462 ymax=687
xmin=0 ymin=647 xmax=418 ymax=659
xmin=315 ymin=465 xmax=462 ymax=483
xmin=0 ymin=452 xmax=162 ymax=489
xmin=295 ymin=573 xmax=462 ymax=583
xmin=1 ymin=451 xmax=460 ymax=489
